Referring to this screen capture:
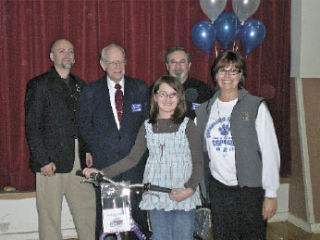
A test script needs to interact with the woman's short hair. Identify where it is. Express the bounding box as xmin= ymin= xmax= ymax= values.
xmin=211 ymin=50 xmax=247 ymax=89
xmin=149 ymin=76 xmax=186 ymax=124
